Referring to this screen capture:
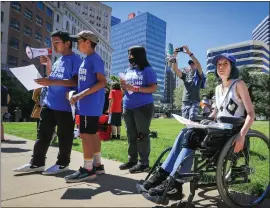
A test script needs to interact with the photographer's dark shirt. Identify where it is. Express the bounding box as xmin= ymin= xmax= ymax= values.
xmin=1 ymin=85 xmax=8 ymax=107
xmin=181 ymin=69 xmax=202 ymax=102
